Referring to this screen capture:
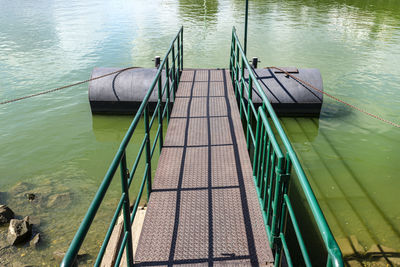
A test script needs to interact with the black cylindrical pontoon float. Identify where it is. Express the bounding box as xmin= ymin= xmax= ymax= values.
xmin=88 ymin=67 xmax=323 ymax=116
